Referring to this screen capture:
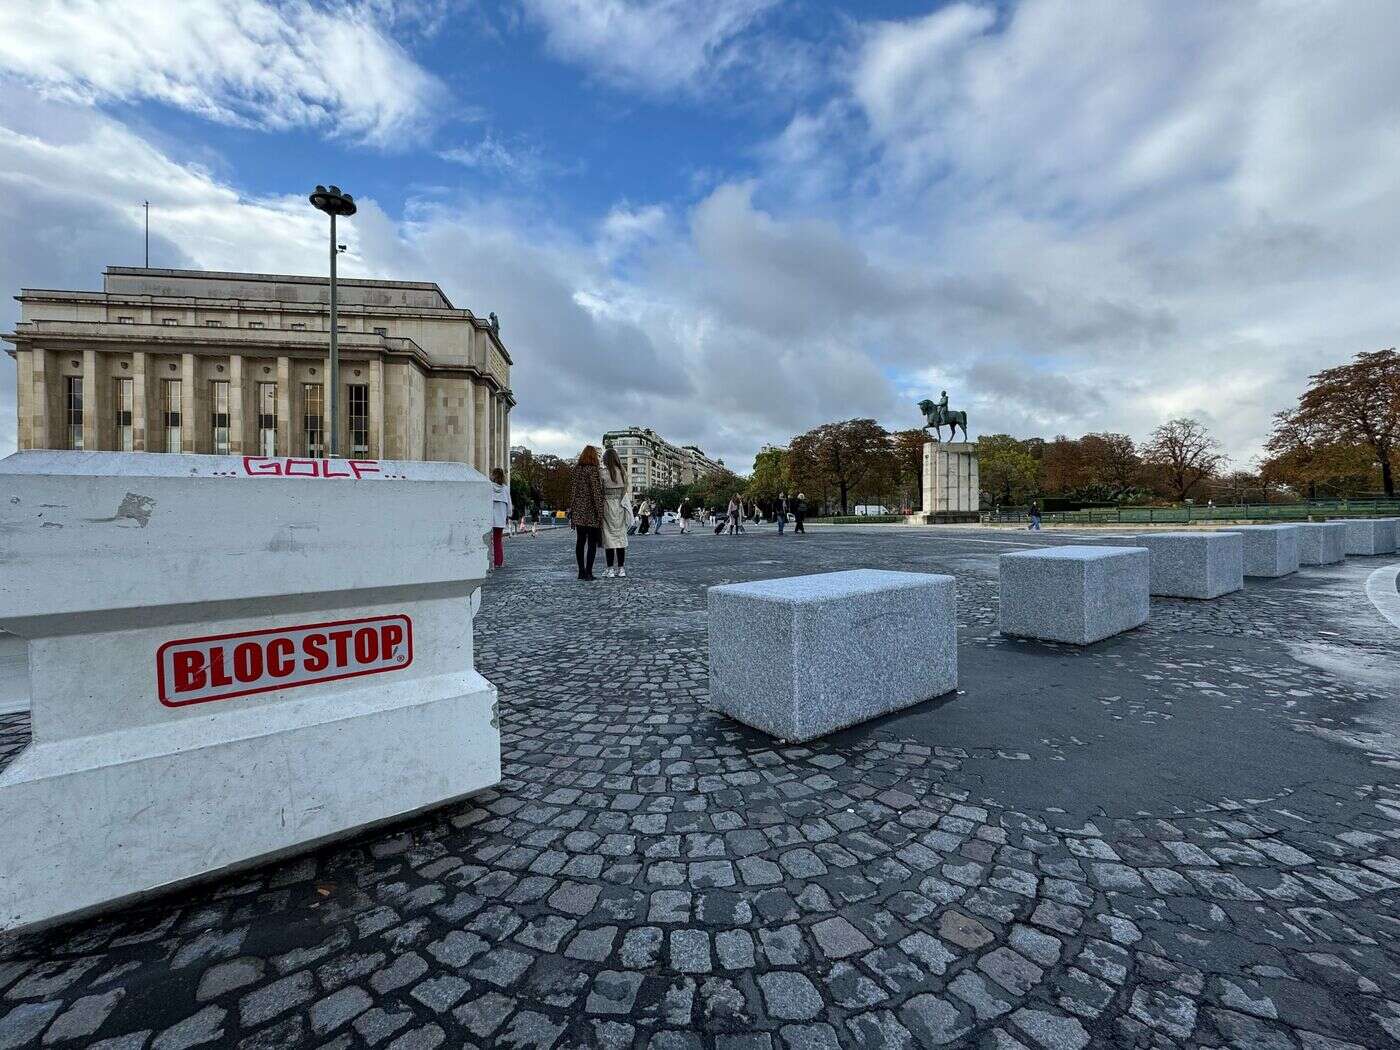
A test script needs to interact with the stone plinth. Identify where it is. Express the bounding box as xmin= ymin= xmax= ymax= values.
xmin=0 ymin=450 xmax=500 ymax=935
xmin=1297 ymin=522 xmax=1347 ymax=565
xmin=1224 ymin=525 xmax=1300 ymax=577
xmin=922 ymin=441 xmax=980 ymax=523
xmin=708 ymin=569 xmax=956 ymax=742
xmin=1345 ymin=518 xmax=1398 ymax=556
xmin=999 ymin=545 xmax=1149 ymax=645
xmin=1112 ymin=531 xmax=1244 ymax=599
